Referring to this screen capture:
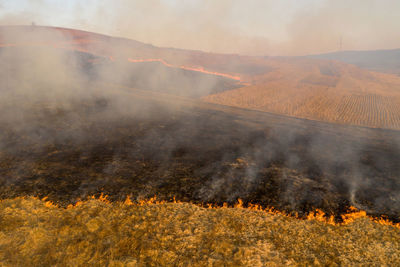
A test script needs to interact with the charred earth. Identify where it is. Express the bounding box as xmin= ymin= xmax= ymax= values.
xmin=0 ymin=36 xmax=399 ymax=223
xmin=1 ymin=79 xmax=399 ymax=222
